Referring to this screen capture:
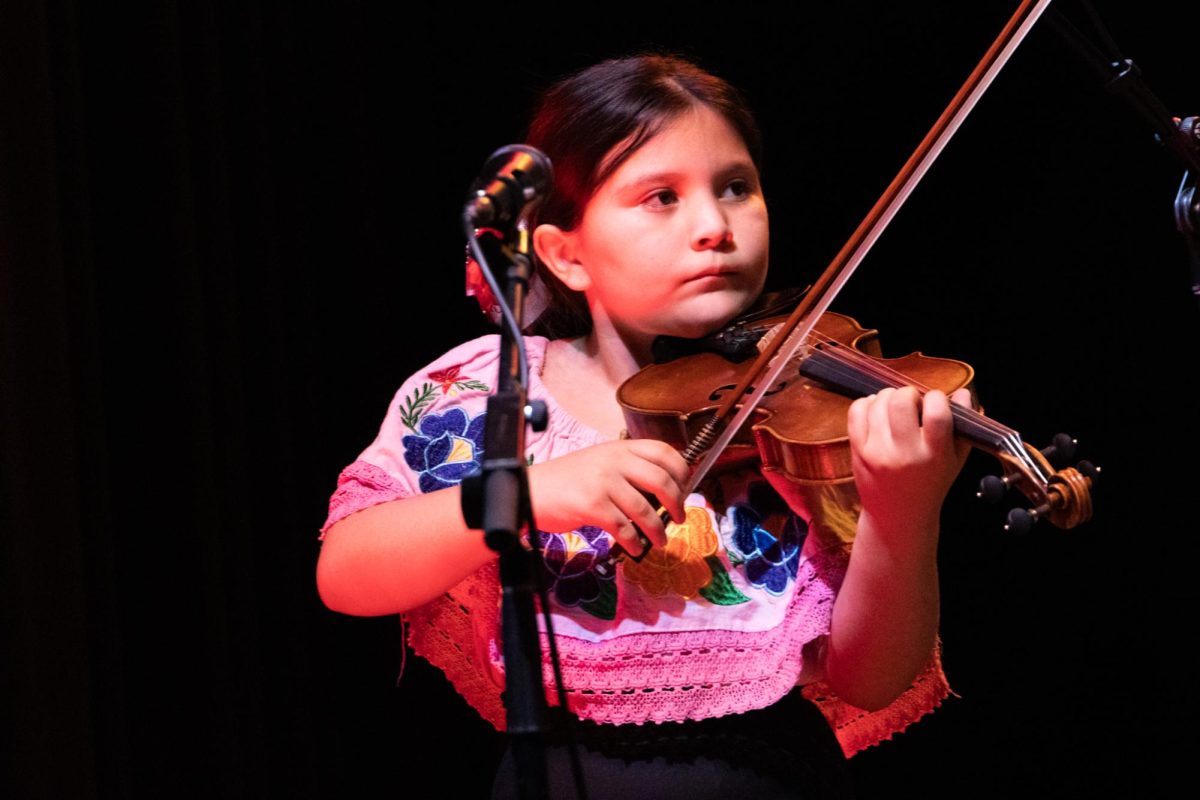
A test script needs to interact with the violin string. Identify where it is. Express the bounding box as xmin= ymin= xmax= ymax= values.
xmin=795 ymin=330 xmax=1048 ymax=480
xmin=810 ymin=348 xmax=1046 ymax=483
xmin=749 ymin=321 xmax=1048 ymax=481
xmin=813 ymin=335 xmax=1013 ymax=437
xmin=811 ymin=335 xmax=1049 ymax=482
xmin=801 ymin=332 xmax=1031 ymax=464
